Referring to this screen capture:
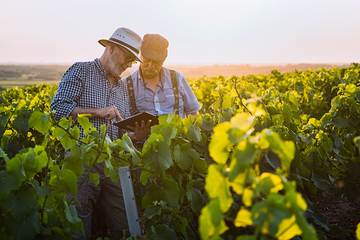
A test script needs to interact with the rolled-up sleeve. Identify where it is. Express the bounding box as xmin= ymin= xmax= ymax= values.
xmin=50 ymin=63 xmax=83 ymax=121
xmin=178 ymin=72 xmax=201 ymax=115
